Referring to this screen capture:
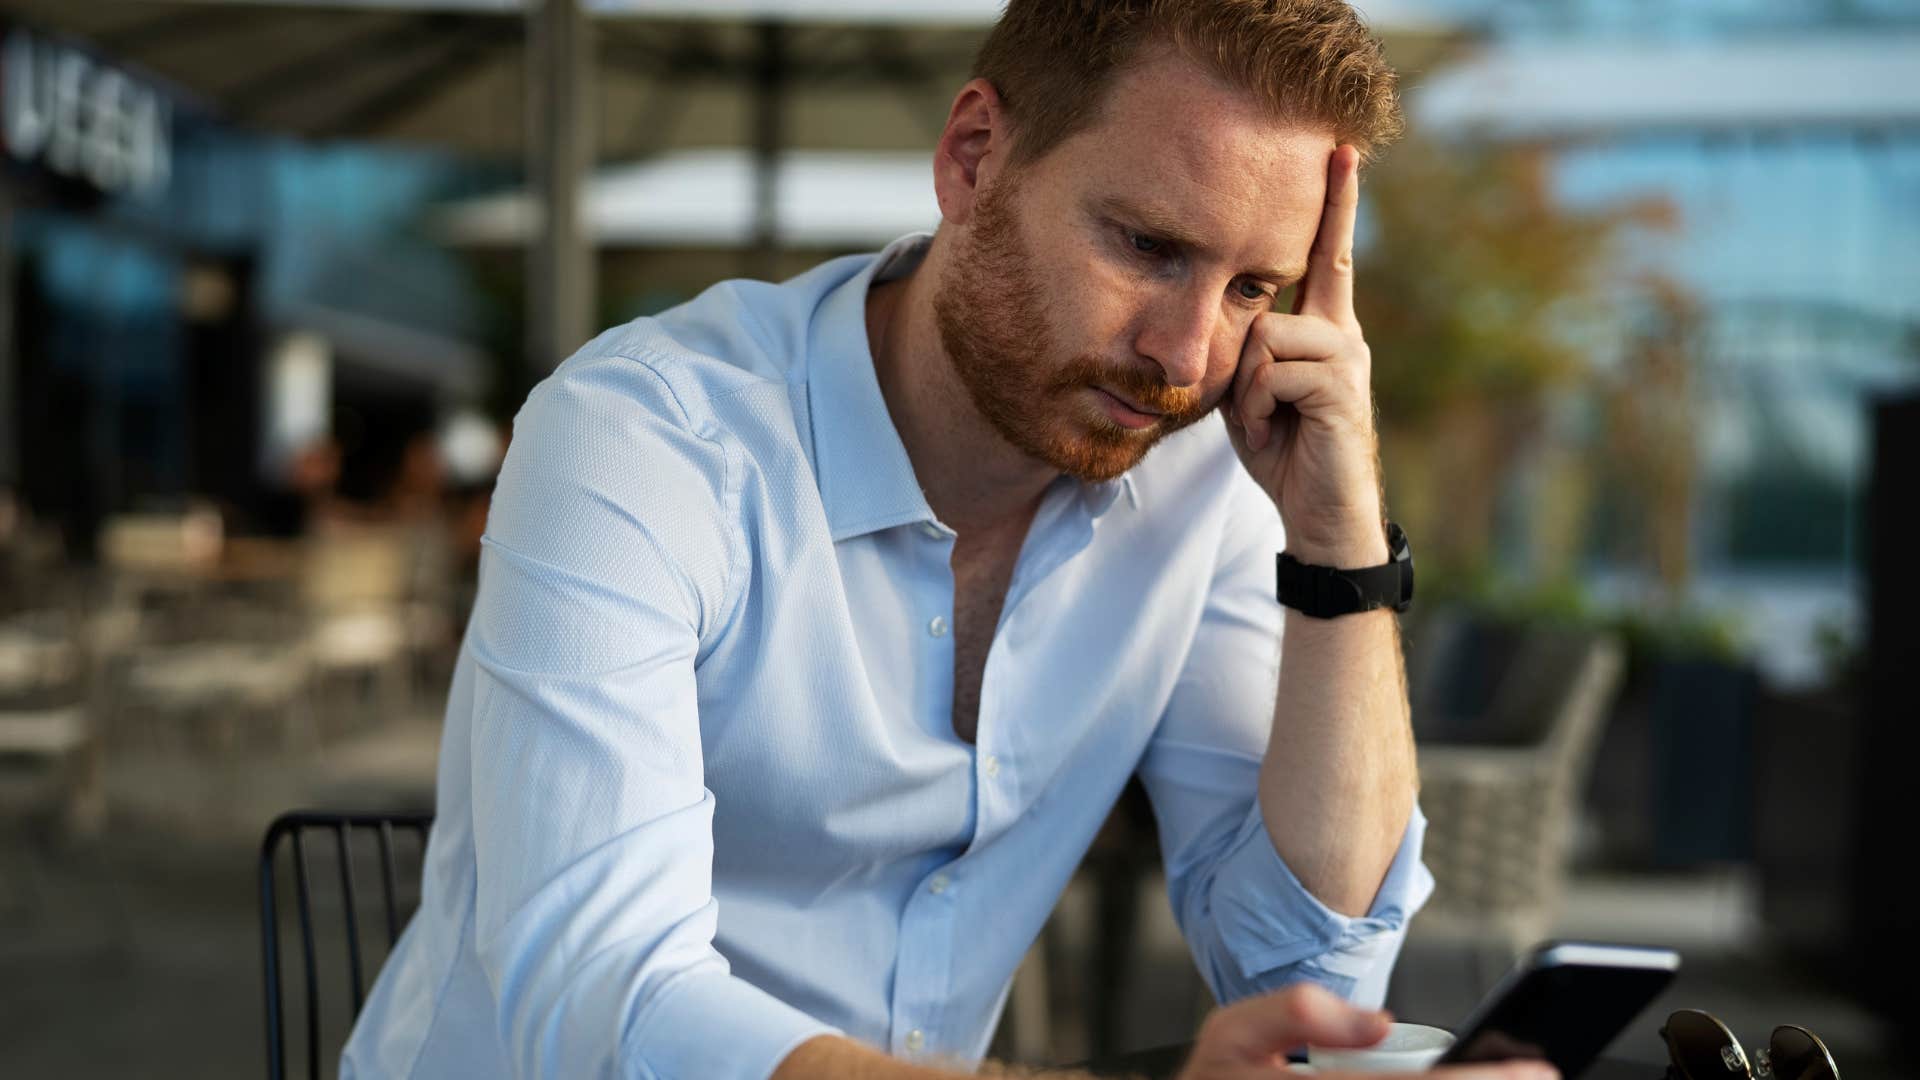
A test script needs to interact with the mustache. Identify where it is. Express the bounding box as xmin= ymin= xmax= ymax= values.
xmin=1052 ymin=354 xmax=1208 ymax=420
